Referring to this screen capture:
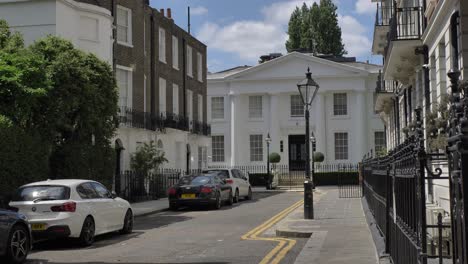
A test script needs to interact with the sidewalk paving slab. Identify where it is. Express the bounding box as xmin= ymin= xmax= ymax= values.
xmin=275 ymin=187 xmax=380 ymax=264
xmin=131 ymin=198 xmax=169 ymax=217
